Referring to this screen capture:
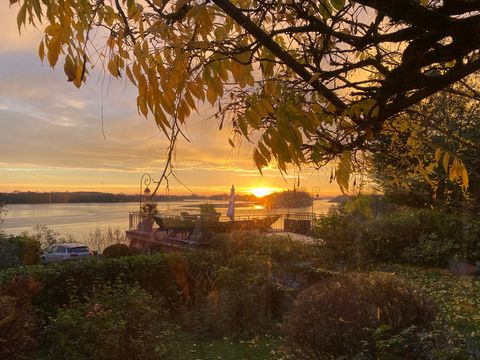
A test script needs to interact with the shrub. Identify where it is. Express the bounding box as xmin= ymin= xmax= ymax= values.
xmin=349 ymin=324 xmax=480 ymax=360
xmin=28 ymin=224 xmax=75 ymax=248
xmin=83 ymin=226 xmax=128 ymax=253
xmin=0 ymin=203 xmax=6 ymax=235
xmin=212 ymin=231 xmax=327 ymax=272
xmin=0 ymin=276 xmax=41 ymax=360
xmin=184 ymin=254 xmax=272 ymax=339
xmin=313 ymin=207 xmax=372 ymax=268
xmin=45 ymin=284 xmax=176 ymax=360
xmin=283 ymin=272 xmax=435 ymax=359
xmin=102 ymin=243 xmax=131 ymax=258
xmin=314 ymin=205 xmax=480 ymax=267
xmin=0 ymin=253 xmax=180 ymax=317
xmin=0 ymin=235 xmax=41 ymax=268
